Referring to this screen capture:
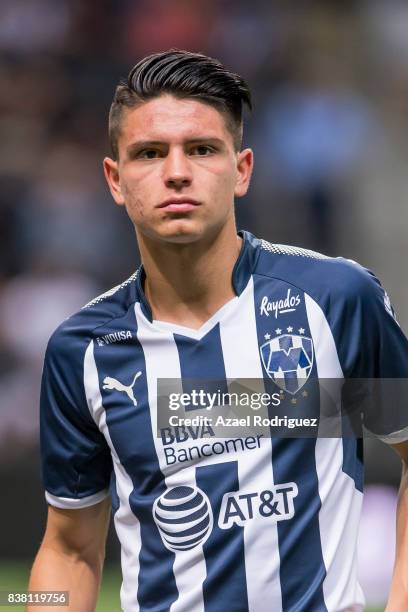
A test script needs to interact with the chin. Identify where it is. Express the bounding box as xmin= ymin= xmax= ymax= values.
xmin=138 ymin=217 xmax=225 ymax=245
xmin=160 ymin=230 xmax=203 ymax=244
xmin=155 ymin=219 xmax=207 ymax=243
